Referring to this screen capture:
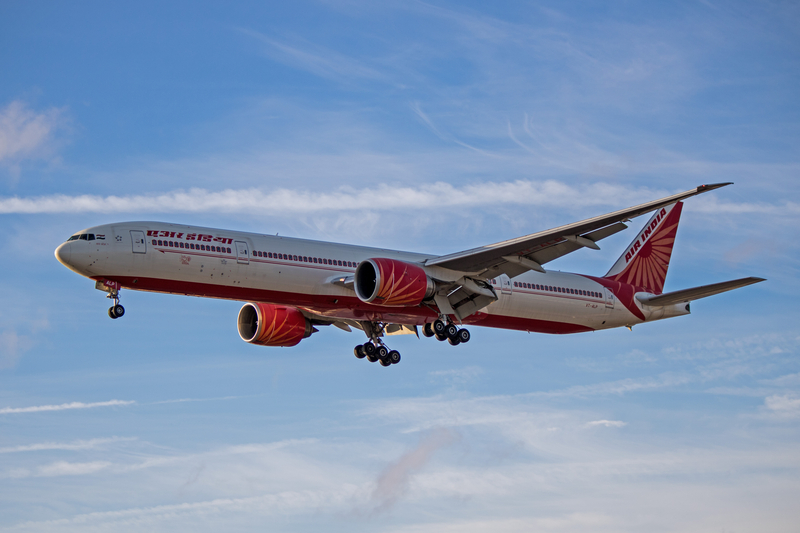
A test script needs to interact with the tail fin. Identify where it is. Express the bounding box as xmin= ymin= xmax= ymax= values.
xmin=604 ymin=201 xmax=683 ymax=295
